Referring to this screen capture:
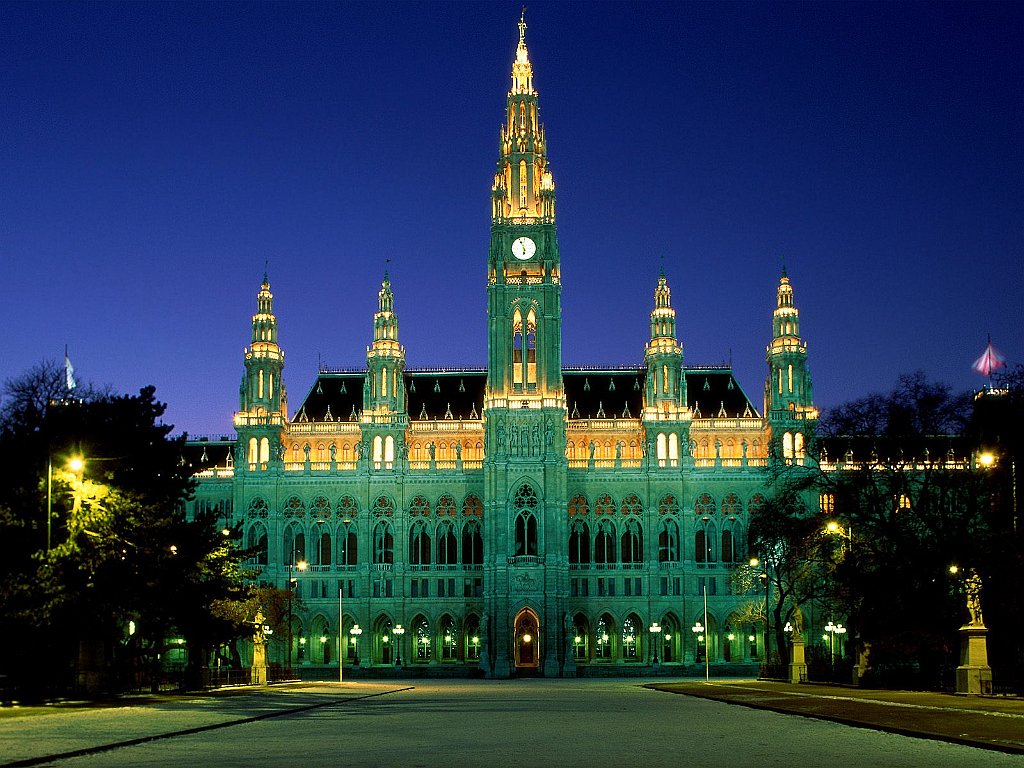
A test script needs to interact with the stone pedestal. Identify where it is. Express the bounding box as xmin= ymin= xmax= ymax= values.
xmin=251 ymin=638 xmax=268 ymax=686
xmin=955 ymin=625 xmax=993 ymax=695
xmin=789 ymin=635 xmax=807 ymax=684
